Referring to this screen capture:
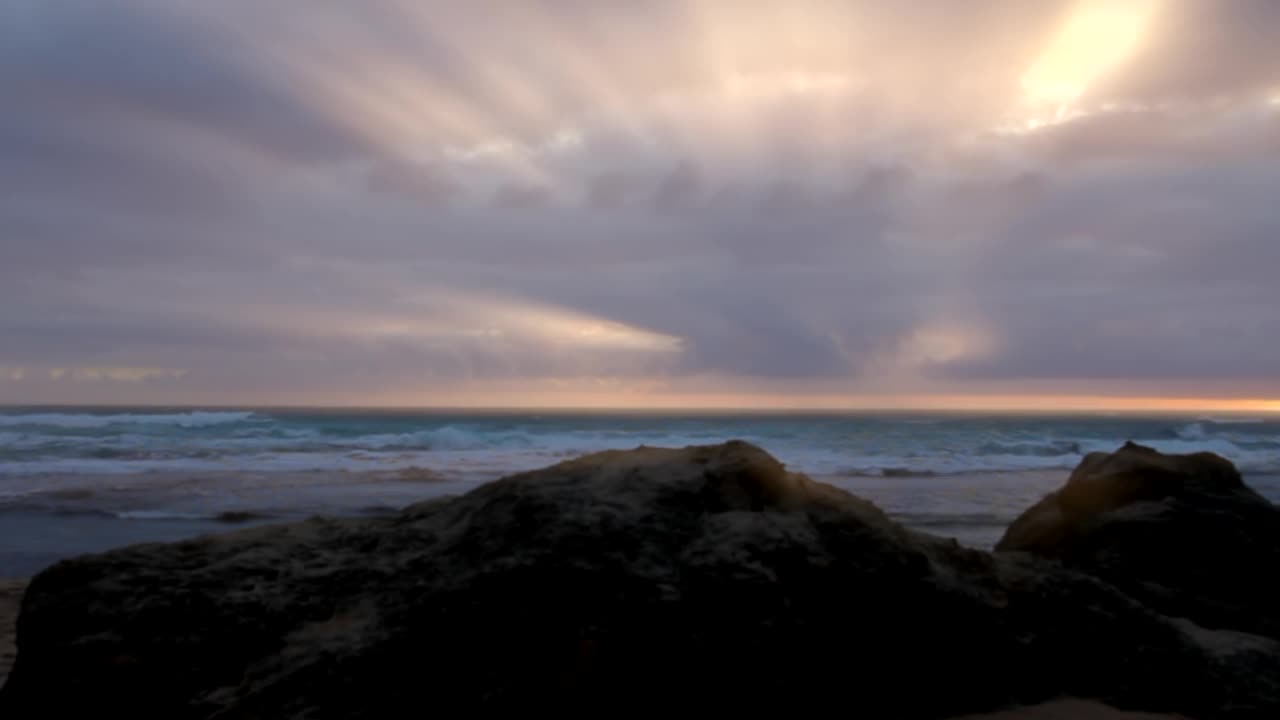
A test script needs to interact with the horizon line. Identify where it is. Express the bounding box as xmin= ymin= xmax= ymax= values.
xmin=1 ymin=400 xmax=1278 ymax=417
